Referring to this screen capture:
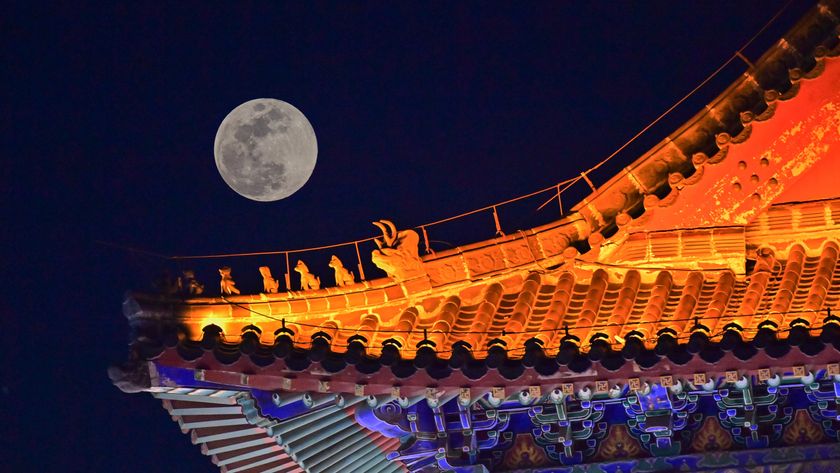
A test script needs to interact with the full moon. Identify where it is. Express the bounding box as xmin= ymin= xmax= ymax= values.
xmin=214 ymin=98 xmax=317 ymax=202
